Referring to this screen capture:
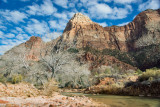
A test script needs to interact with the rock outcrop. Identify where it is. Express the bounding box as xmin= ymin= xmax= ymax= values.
xmin=62 ymin=13 xmax=117 ymax=50
xmin=61 ymin=9 xmax=160 ymax=52
xmin=104 ymin=9 xmax=160 ymax=51
xmin=25 ymin=36 xmax=45 ymax=61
